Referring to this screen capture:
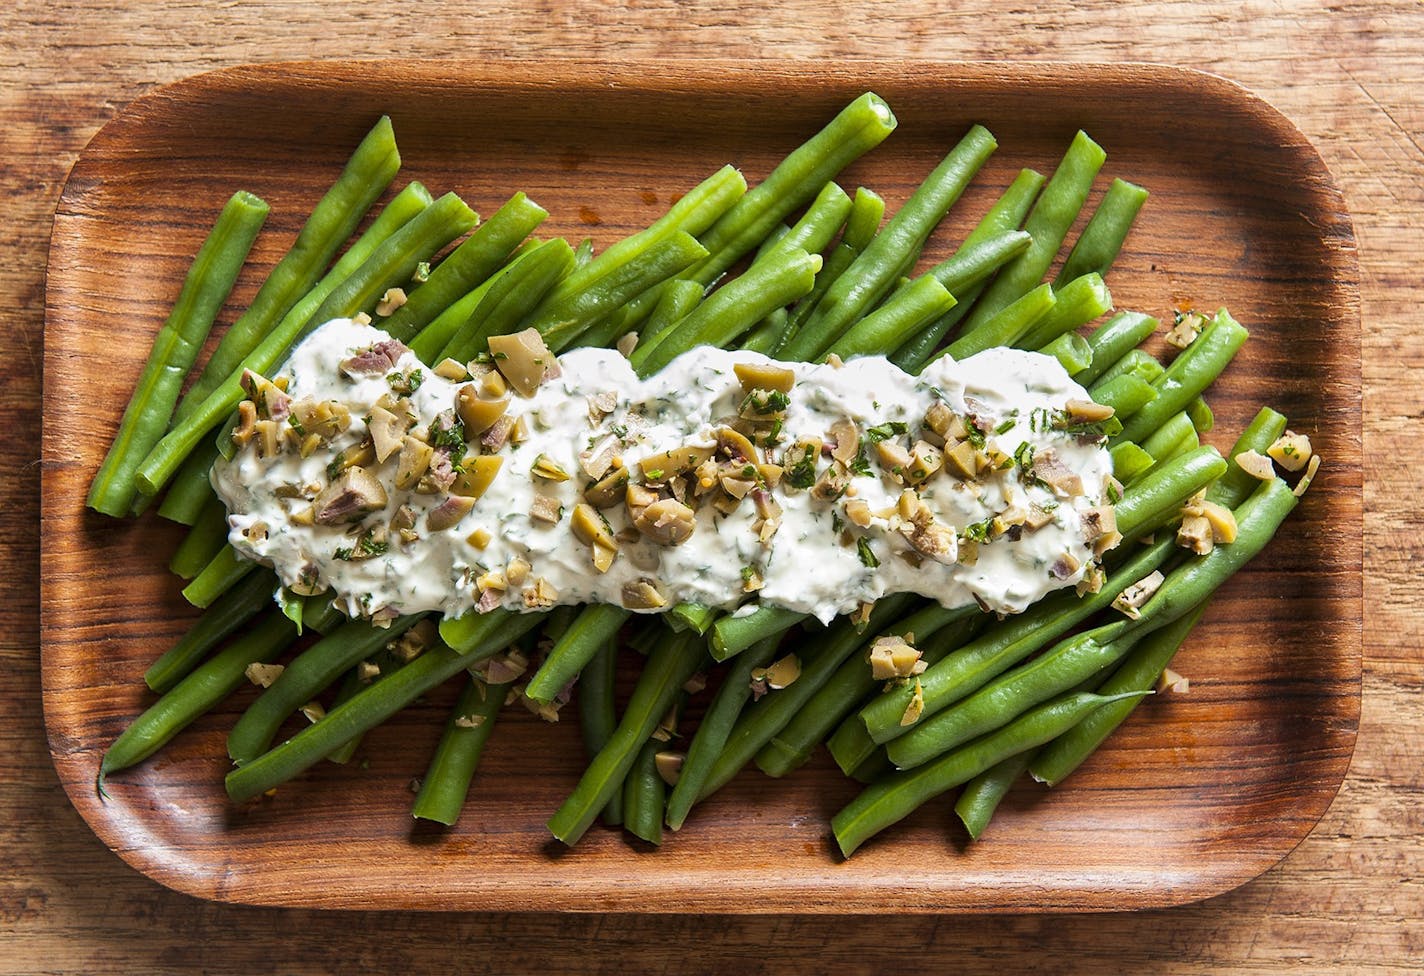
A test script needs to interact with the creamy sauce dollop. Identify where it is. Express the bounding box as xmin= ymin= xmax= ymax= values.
xmin=213 ymin=319 xmax=1115 ymax=624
